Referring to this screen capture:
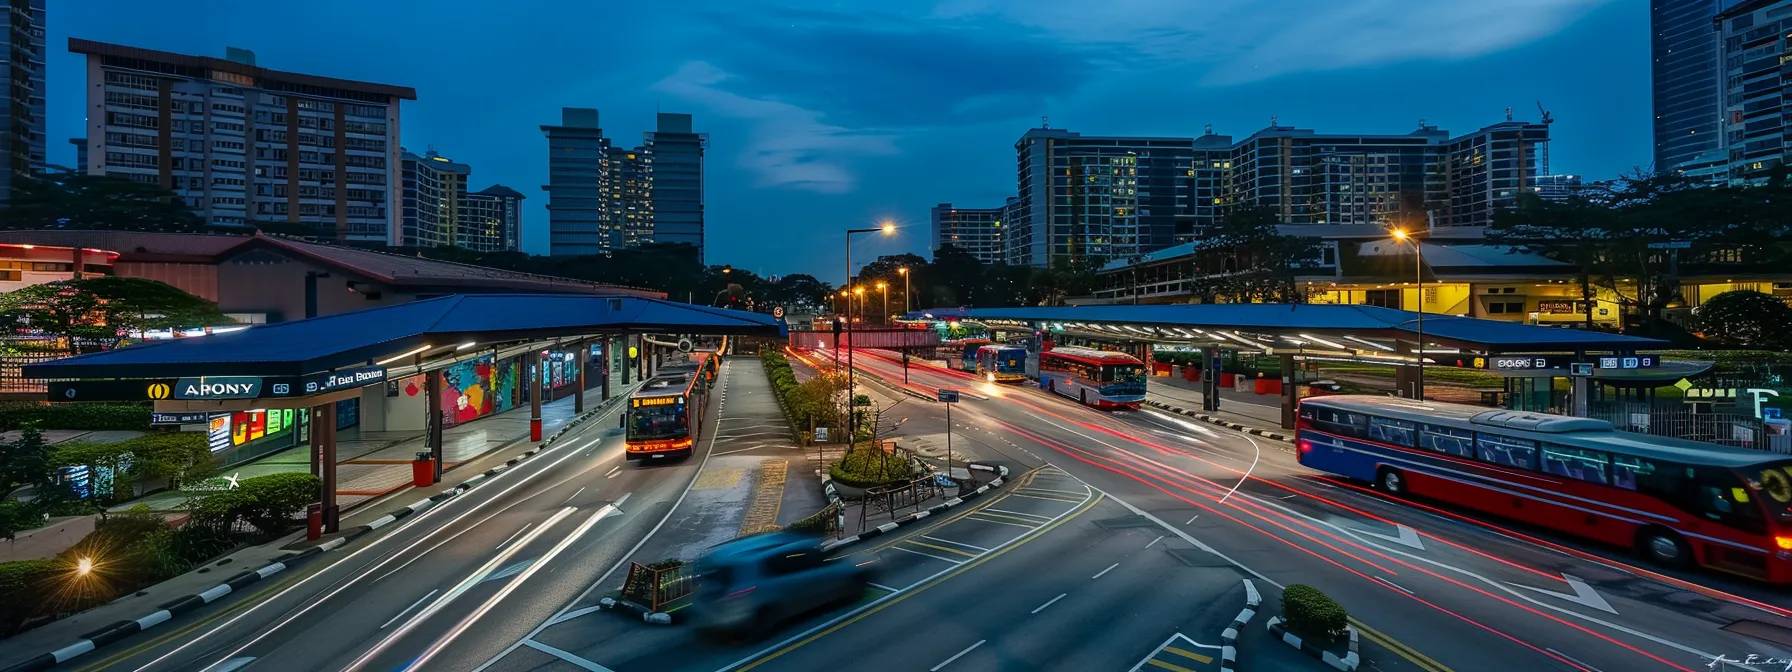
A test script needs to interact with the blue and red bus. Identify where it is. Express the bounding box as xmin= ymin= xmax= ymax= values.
xmin=1296 ymin=395 xmax=1792 ymax=583
xmin=975 ymin=345 xmax=1029 ymax=383
xmin=946 ymin=338 xmax=993 ymax=372
xmin=1037 ymin=346 xmax=1146 ymax=409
